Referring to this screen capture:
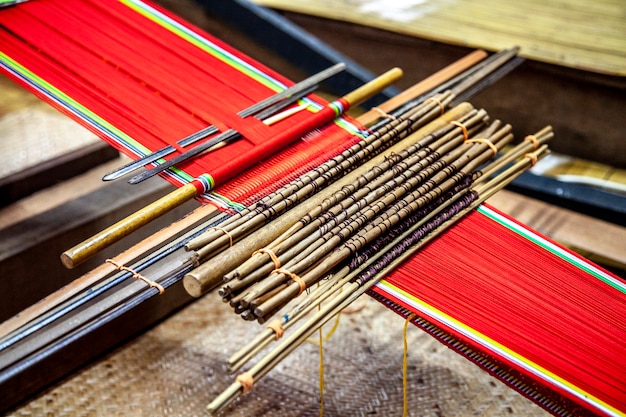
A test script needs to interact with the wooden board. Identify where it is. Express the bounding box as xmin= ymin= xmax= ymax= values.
xmin=252 ymin=0 xmax=626 ymax=76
